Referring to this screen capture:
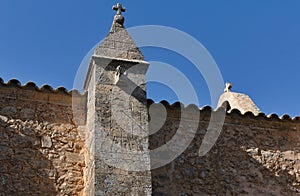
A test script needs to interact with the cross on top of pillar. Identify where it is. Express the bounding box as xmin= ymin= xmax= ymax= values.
xmin=113 ymin=3 xmax=126 ymax=15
